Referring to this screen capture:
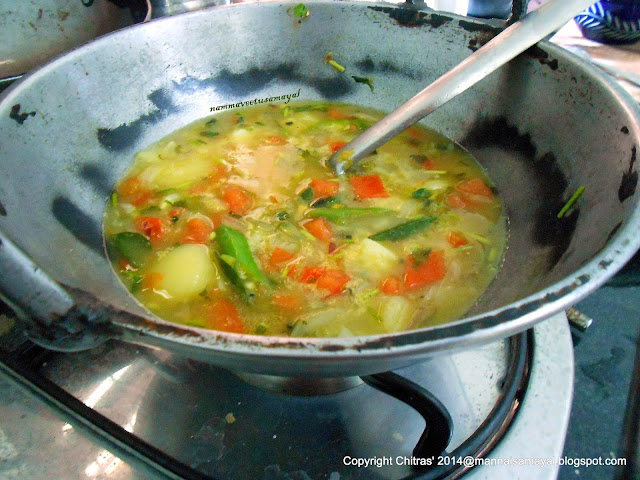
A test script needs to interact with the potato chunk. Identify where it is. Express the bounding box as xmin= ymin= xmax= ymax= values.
xmin=140 ymin=157 xmax=214 ymax=190
xmin=379 ymin=296 xmax=415 ymax=333
xmin=149 ymin=244 xmax=217 ymax=300
xmin=342 ymin=238 xmax=399 ymax=283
